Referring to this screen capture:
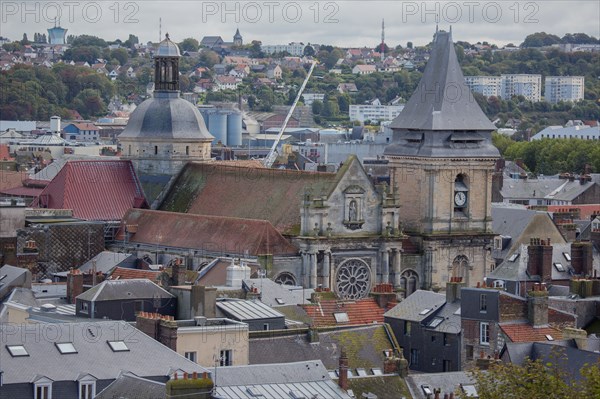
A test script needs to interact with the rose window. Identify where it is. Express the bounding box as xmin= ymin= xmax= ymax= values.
xmin=335 ymin=259 xmax=371 ymax=300
xmin=274 ymin=272 xmax=297 ymax=286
